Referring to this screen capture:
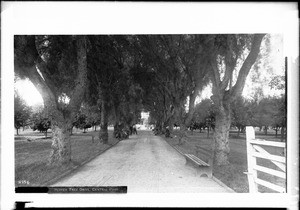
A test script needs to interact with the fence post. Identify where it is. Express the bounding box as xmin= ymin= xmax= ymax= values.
xmin=246 ymin=126 xmax=258 ymax=193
